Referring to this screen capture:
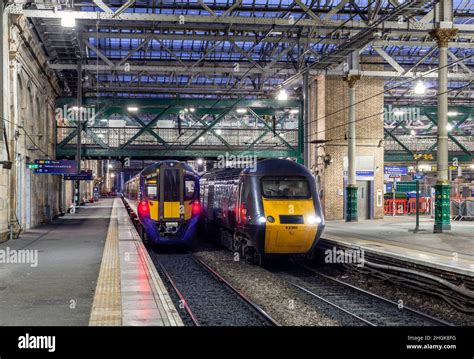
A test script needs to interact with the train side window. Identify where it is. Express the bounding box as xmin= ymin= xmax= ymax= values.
xmin=184 ymin=178 xmax=195 ymax=200
xmin=146 ymin=177 xmax=158 ymax=200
